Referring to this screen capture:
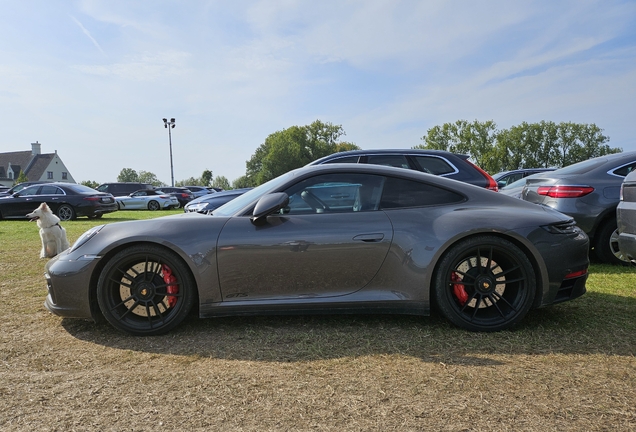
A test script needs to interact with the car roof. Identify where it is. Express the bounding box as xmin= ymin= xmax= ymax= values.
xmin=309 ymin=149 xmax=470 ymax=164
